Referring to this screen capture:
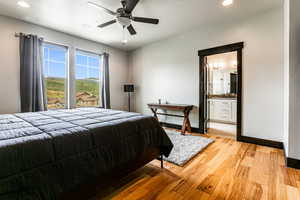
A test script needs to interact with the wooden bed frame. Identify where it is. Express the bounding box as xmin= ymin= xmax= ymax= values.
xmin=59 ymin=147 xmax=163 ymax=200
